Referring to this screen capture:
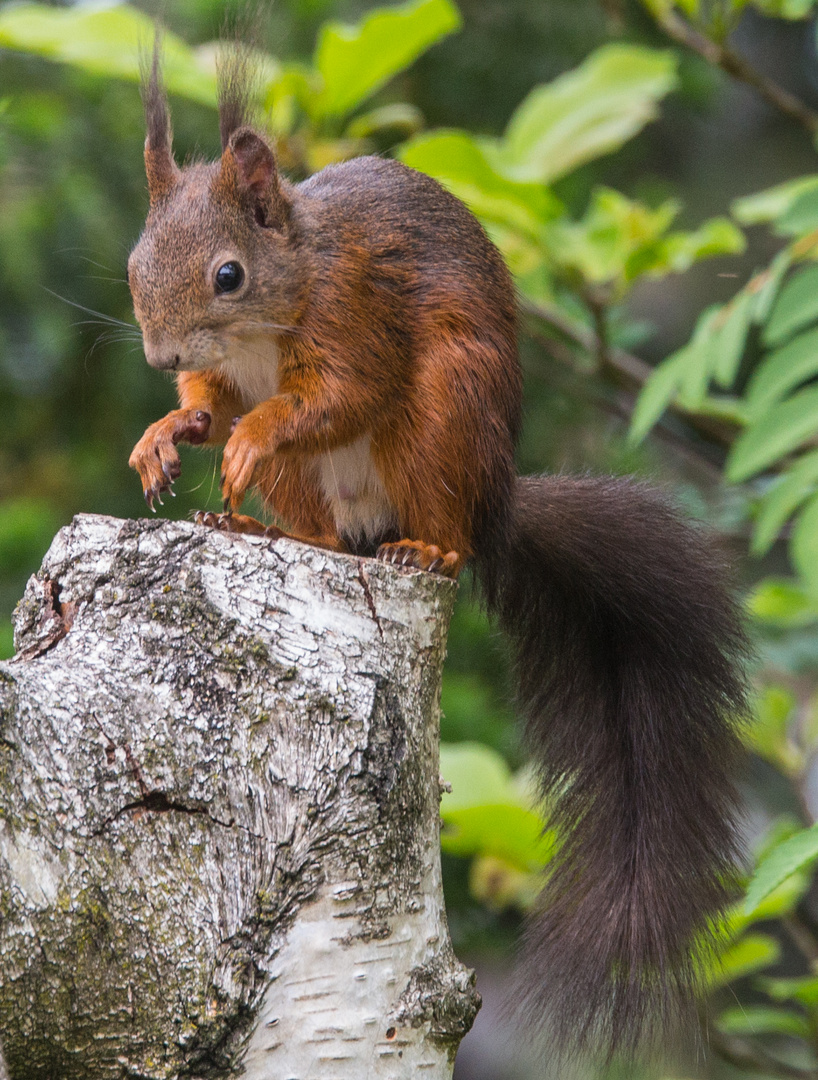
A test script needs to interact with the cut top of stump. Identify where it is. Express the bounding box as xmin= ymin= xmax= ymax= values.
xmin=0 ymin=516 xmax=473 ymax=1080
